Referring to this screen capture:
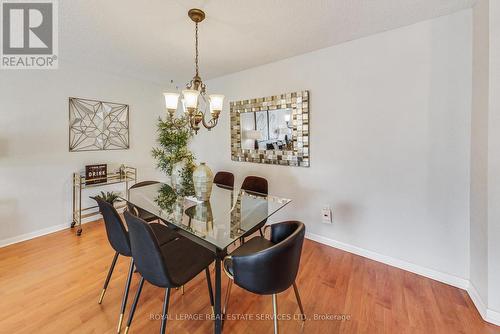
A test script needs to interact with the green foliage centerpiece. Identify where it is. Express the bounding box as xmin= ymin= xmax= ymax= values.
xmin=152 ymin=115 xmax=196 ymax=197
